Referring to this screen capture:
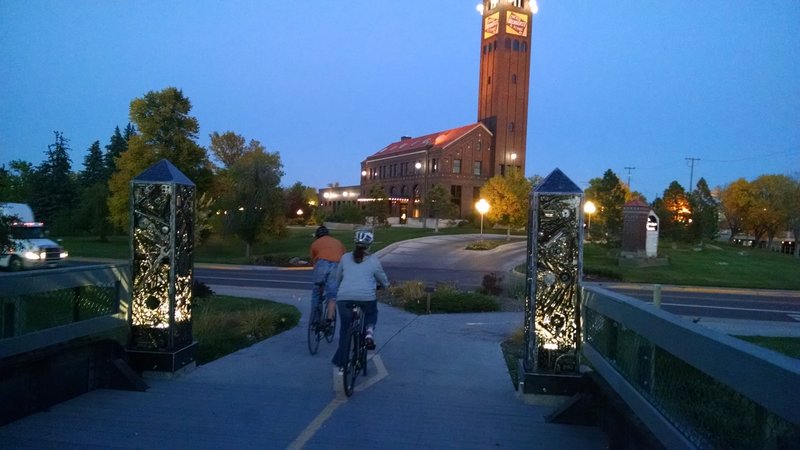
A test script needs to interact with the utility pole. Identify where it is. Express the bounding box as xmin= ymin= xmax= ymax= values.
xmin=686 ymin=157 xmax=700 ymax=192
xmin=623 ymin=166 xmax=636 ymax=190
